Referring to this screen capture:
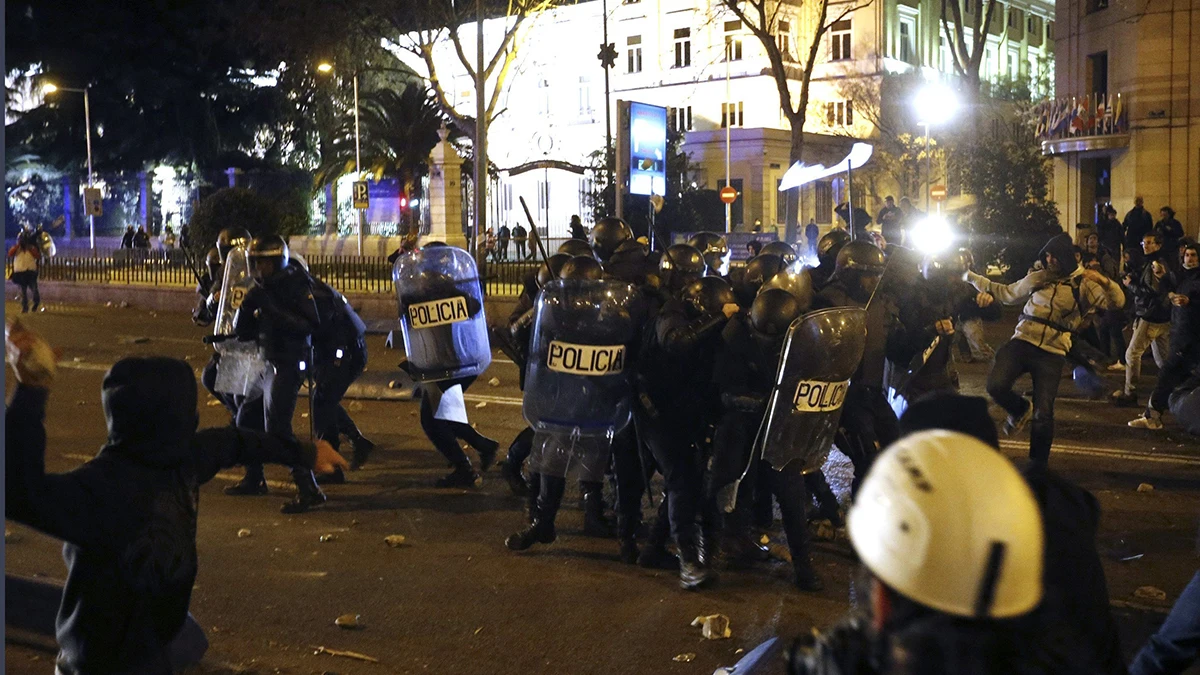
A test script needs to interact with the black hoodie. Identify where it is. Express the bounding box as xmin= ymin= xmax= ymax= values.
xmin=5 ymin=357 xmax=317 ymax=675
